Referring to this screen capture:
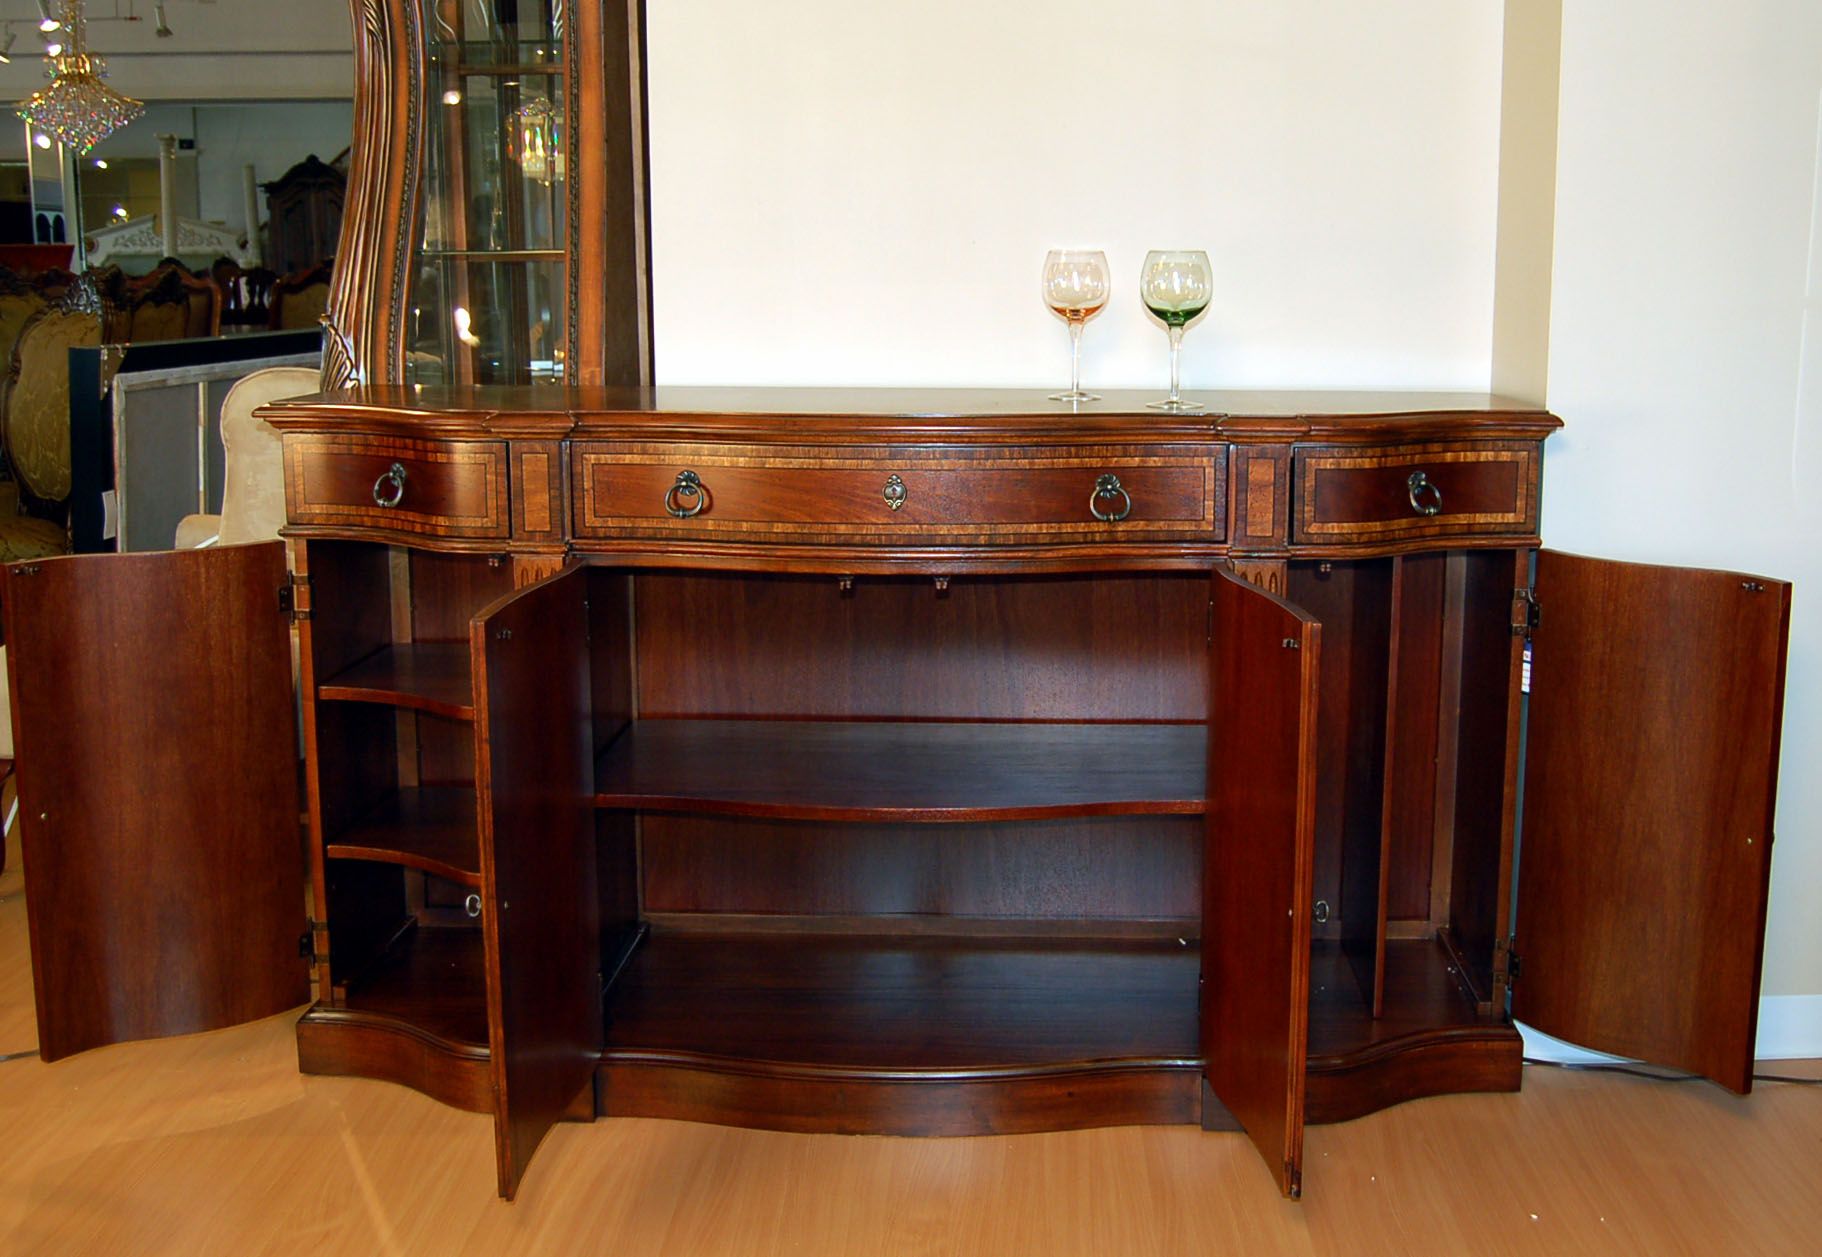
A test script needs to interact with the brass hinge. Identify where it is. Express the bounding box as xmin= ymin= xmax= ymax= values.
xmin=1510 ymin=587 xmax=1539 ymax=638
xmin=1497 ymin=937 xmax=1522 ymax=986
xmin=279 ymin=573 xmax=313 ymax=622
xmin=298 ymin=921 xmax=316 ymax=963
